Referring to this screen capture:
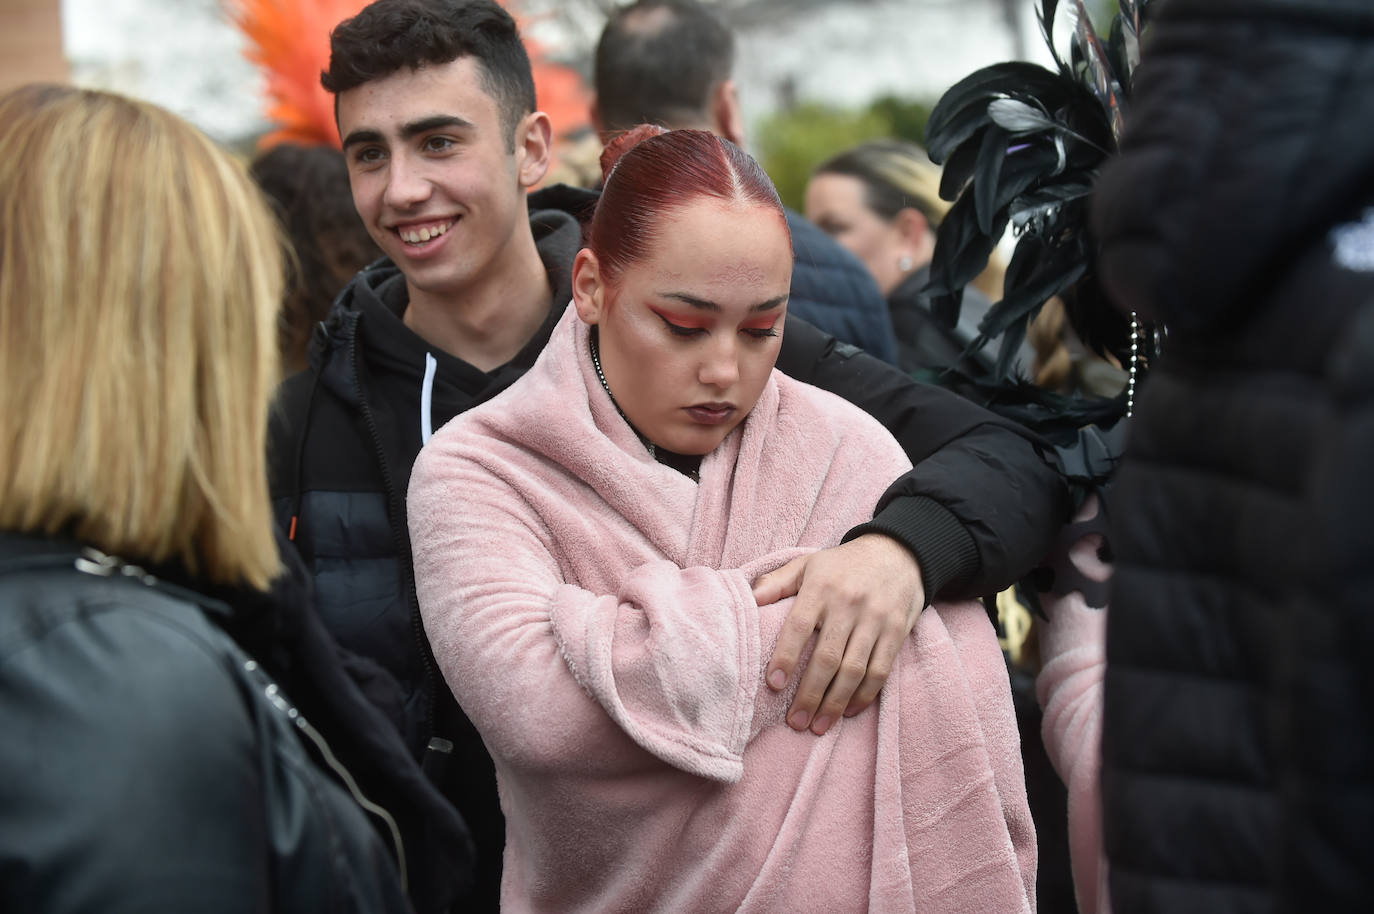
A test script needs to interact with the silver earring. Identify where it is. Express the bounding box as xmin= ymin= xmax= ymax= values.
xmin=898 ymin=254 xmax=914 ymax=272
